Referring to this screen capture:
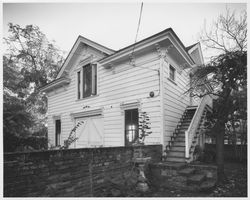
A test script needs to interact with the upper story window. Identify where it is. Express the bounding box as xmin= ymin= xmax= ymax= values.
xmin=169 ymin=65 xmax=176 ymax=81
xmin=77 ymin=64 xmax=97 ymax=99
